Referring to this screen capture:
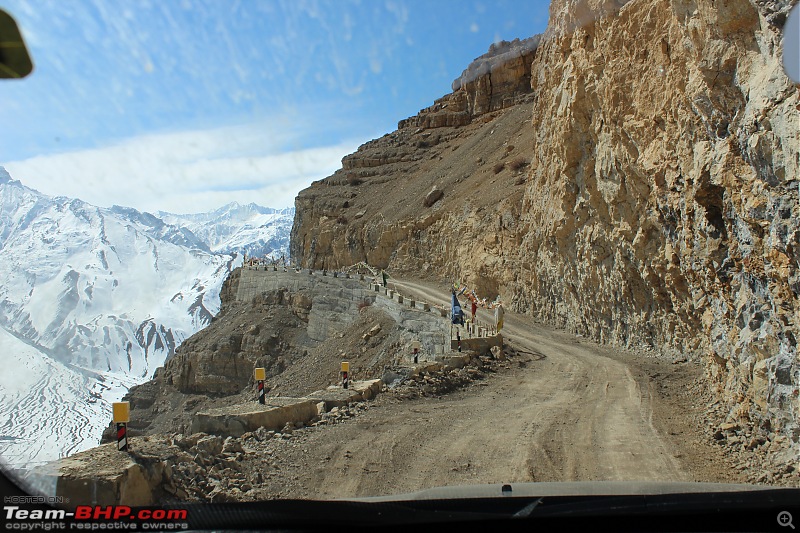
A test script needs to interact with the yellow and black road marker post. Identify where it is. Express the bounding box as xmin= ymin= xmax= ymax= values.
xmin=412 ymin=340 xmax=421 ymax=364
xmin=341 ymin=361 xmax=350 ymax=389
xmin=112 ymin=402 xmax=130 ymax=452
xmin=255 ymin=367 xmax=266 ymax=404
